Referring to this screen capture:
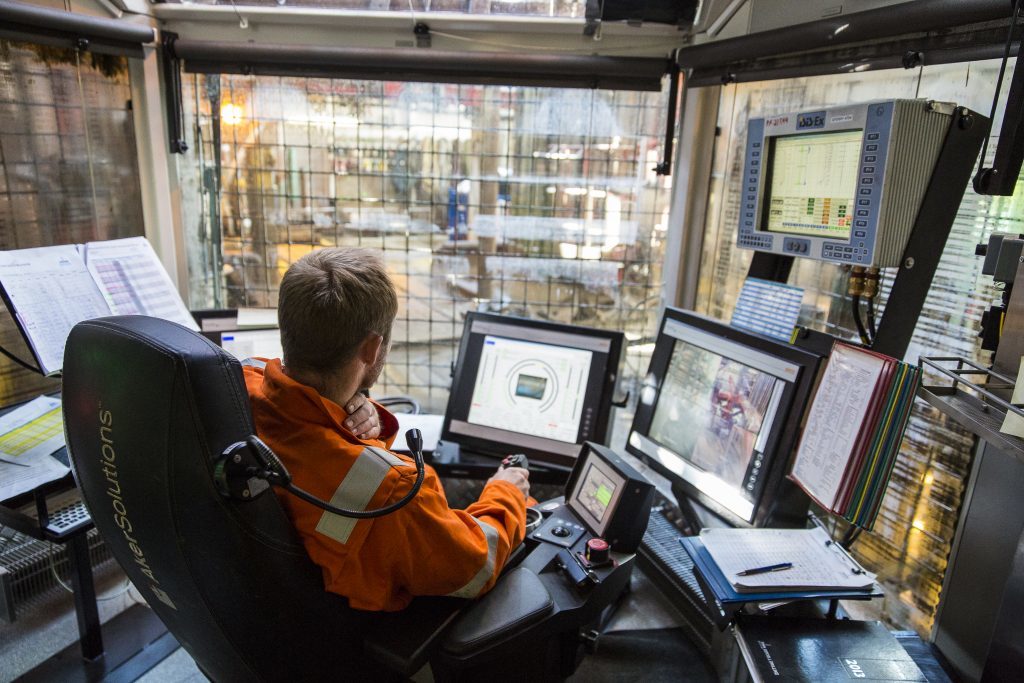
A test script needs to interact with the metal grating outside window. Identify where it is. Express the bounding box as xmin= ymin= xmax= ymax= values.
xmin=694 ymin=60 xmax=1023 ymax=636
xmin=0 ymin=40 xmax=144 ymax=406
xmin=180 ymin=75 xmax=672 ymax=413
